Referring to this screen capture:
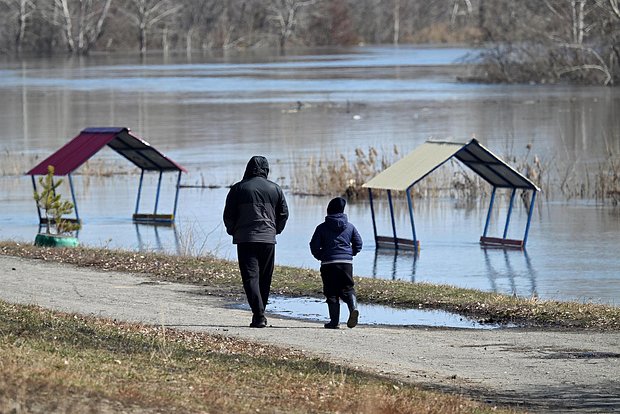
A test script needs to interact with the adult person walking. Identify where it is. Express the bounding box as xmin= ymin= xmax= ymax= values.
xmin=223 ymin=156 xmax=289 ymax=328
